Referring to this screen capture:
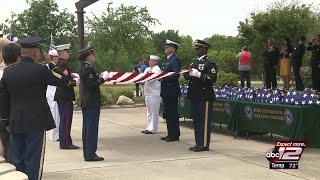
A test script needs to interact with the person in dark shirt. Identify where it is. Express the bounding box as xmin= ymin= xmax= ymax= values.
xmin=263 ymin=38 xmax=280 ymax=90
xmin=292 ymin=36 xmax=306 ymax=91
xmin=307 ymin=35 xmax=320 ymax=91
xmin=133 ymin=60 xmax=143 ymax=96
